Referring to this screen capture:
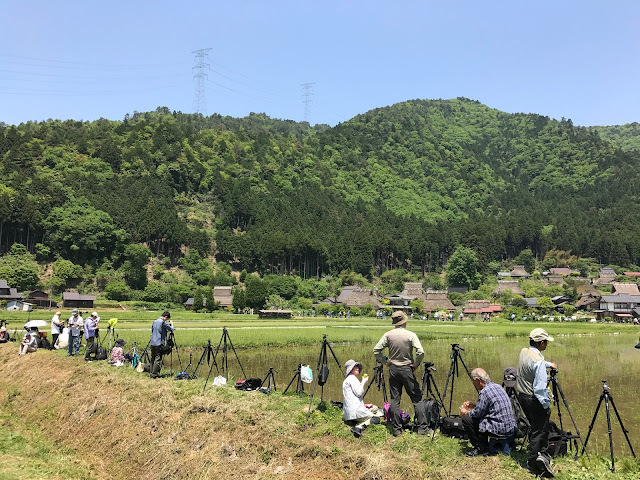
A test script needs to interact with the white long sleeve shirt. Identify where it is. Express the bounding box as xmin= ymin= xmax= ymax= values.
xmin=342 ymin=374 xmax=370 ymax=421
